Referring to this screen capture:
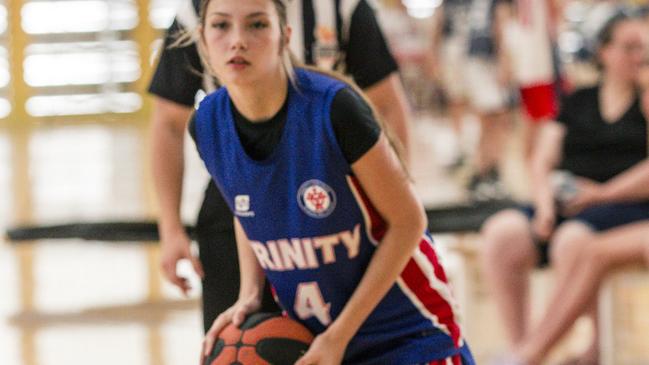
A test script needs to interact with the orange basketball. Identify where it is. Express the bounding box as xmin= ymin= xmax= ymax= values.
xmin=203 ymin=312 xmax=314 ymax=365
